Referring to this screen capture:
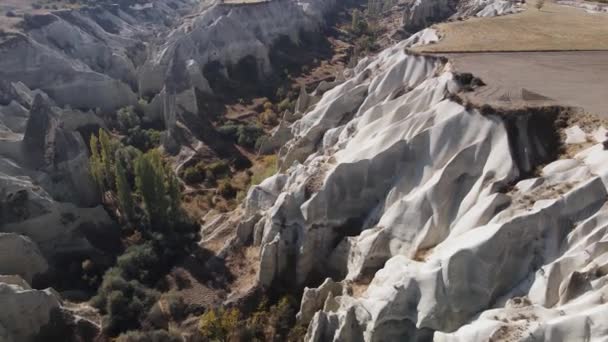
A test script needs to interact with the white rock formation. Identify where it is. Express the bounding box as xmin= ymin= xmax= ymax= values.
xmin=1 ymin=0 xmax=341 ymax=120
xmin=214 ymin=16 xmax=608 ymax=340
xmin=140 ymin=0 xmax=338 ymax=95
xmin=0 ymin=85 xmax=115 ymax=271
xmin=457 ymin=0 xmax=524 ymax=17
xmin=0 ymin=0 xmax=196 ymax=112
xmin=0 ymin=281 xmax=61 ymax=342
xmin=0 ymin=233 xmax=48 ymax=284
